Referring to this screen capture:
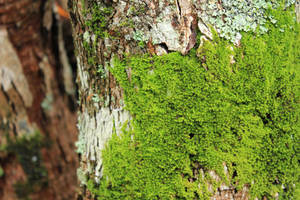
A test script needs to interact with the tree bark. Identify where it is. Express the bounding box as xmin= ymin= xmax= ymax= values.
xmin=0 ymin=0 xmax=78 ymax=199
xmin=69 ymin=0 xmax=299 ymax=199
